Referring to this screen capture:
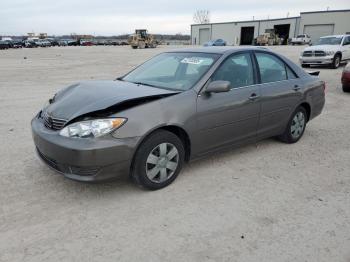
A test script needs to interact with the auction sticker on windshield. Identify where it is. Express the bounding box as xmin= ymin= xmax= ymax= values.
xmin=181 ymin=57 xmax=204 ymax=65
